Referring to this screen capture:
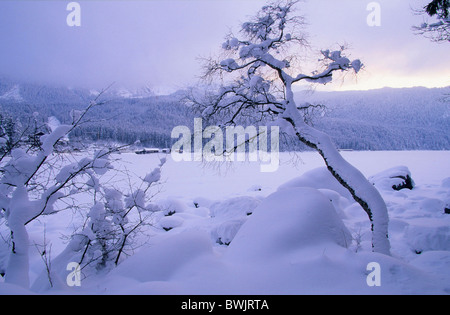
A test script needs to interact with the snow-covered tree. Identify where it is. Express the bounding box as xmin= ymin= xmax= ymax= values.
xmin=413 ymin=0 xmax=450 ymax=42
xmin=0 ymin=93 xmax=121 ymax=288
xmin=72 ymin=157 xmax=165 ymax=272
xmin=188 ymin=0 xmax=391 ymax=255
